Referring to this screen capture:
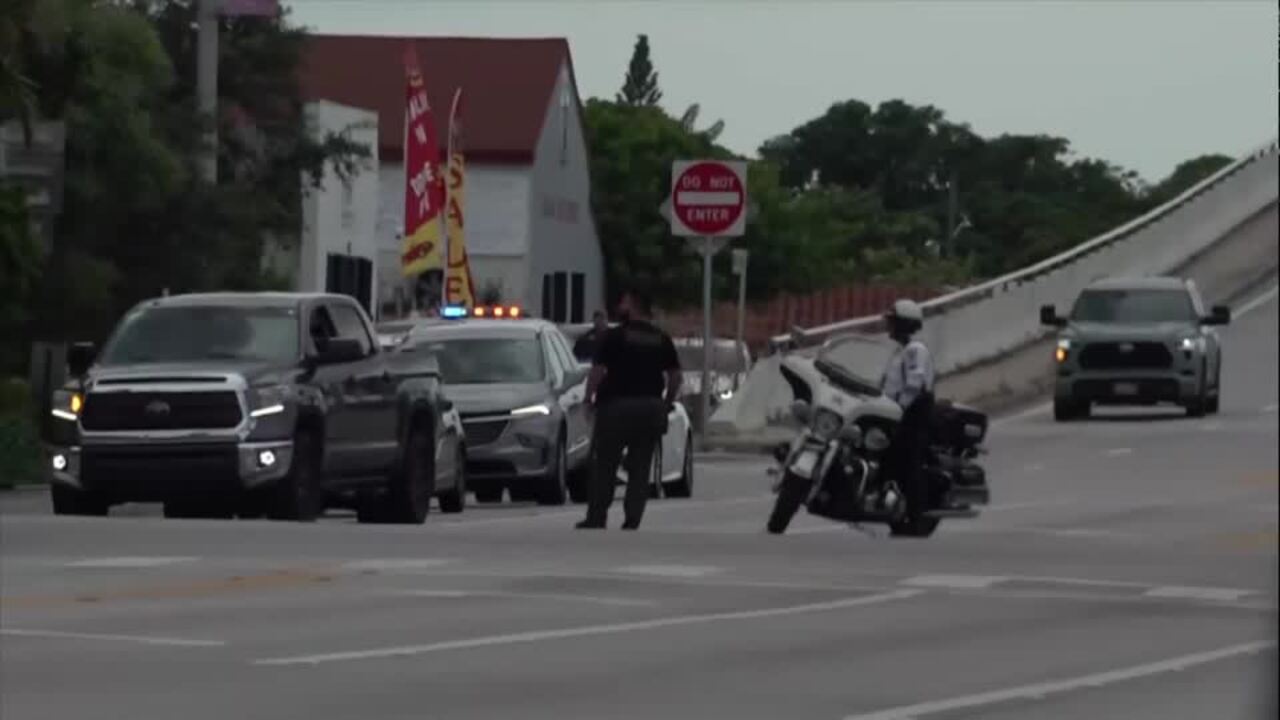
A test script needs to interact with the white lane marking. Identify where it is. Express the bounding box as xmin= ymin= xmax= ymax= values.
xmin=342 ymin=559 xmax=454 ymax=572
xmin=253 ymin=589 xmax=921 ymax=666
xmin=902 ymin=574 xmax=1005 ymax=590
xmin=66 ymin=556 xmax=198 ymax=568
xmin=1144 ymin=586 xmax=1253 ymax=602
xmin=1235 ymin=283 xmax=1278 ymax=318
xmin=1 ymin=628 xmax=225 ymax=648
xmin=432 ymin=494 xmax=772 ymax=528
xmin=614 ymin=564 xmax=722 ymax=578
xmin=841 ymin=640 xmax=1275 ymax=720
xmin=1023 ymin=463 xmax=1045 ymax=473
xmin=394 ymin=590 xmax=656 ymax=607
xmin=1200 ymin=421 xmax=1222 ymax=432
xmin=1263 ymin=403 xmax=1279 ymax=414
xmin=1104 ymin=447 xmax=1133 ymax=457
